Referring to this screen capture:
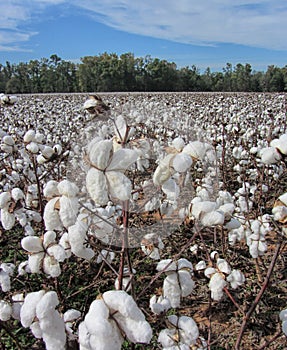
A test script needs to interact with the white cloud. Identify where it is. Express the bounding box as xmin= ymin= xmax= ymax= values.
xmin=75 ymin=0 xmax=287 ymax=50
xmin=0 ymin=0 xmax=287 ymax=52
